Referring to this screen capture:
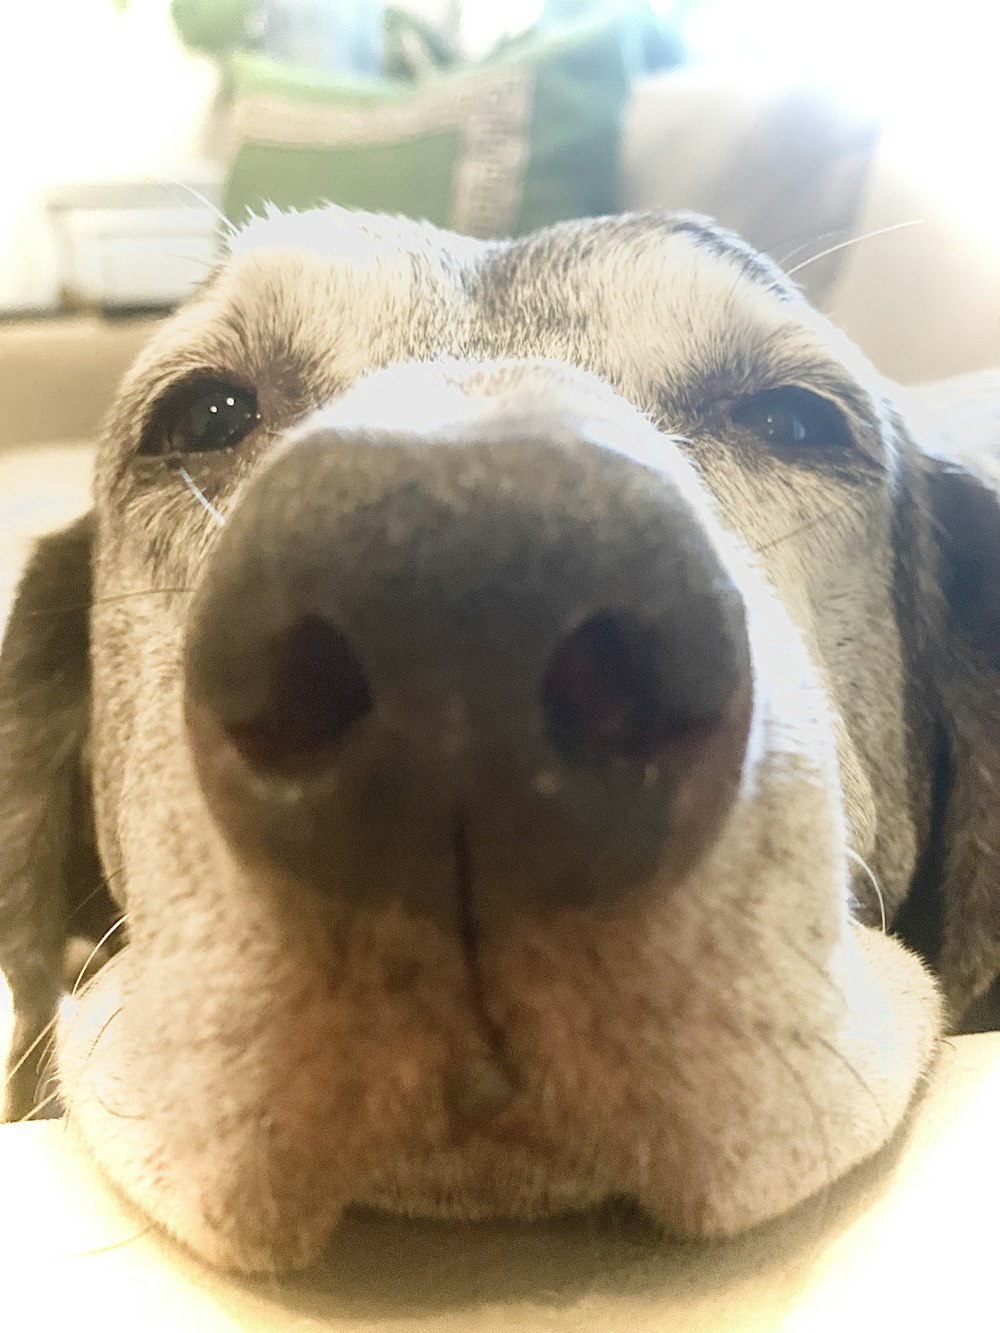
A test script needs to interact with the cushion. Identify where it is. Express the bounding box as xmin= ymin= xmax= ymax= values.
xmin=620 ymin=68 xmax=881 ymax=307
xmin=222 ymin=10 xmax=646 ymax=238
